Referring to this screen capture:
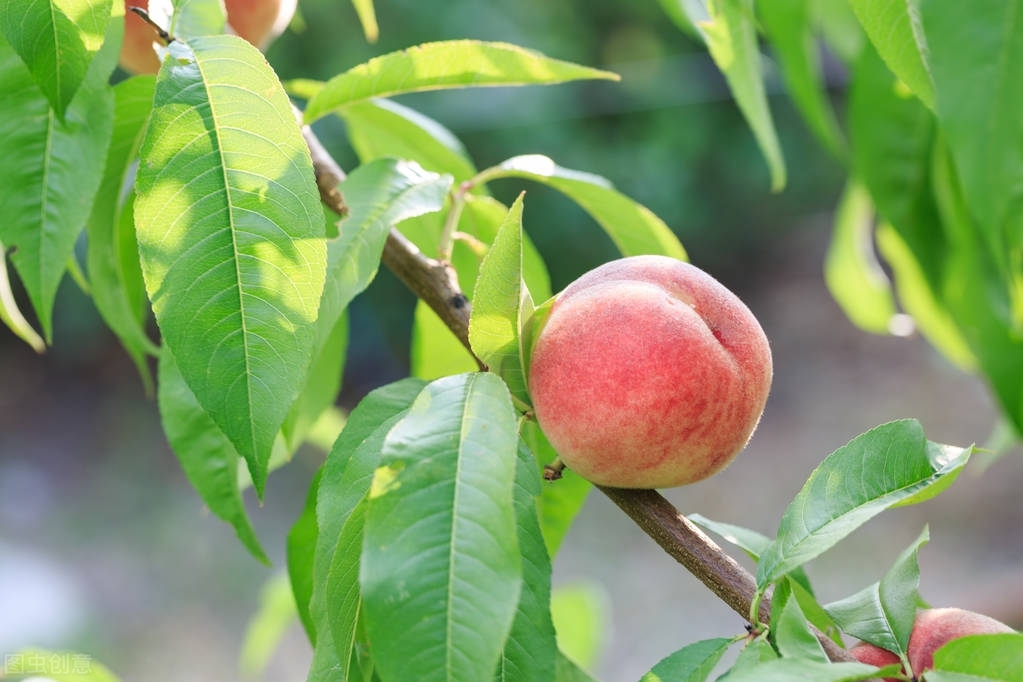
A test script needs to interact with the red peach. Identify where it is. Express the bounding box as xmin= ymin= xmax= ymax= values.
xmin=907 ymin=607 xmax=1015 ymax=674
xmin=119 ymin=0 xmax=296 ymax=74
xmin=527 ymin=255 xmax=772 ymax=489
xmin=849 ymin=641 xmax=902 ymax=681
